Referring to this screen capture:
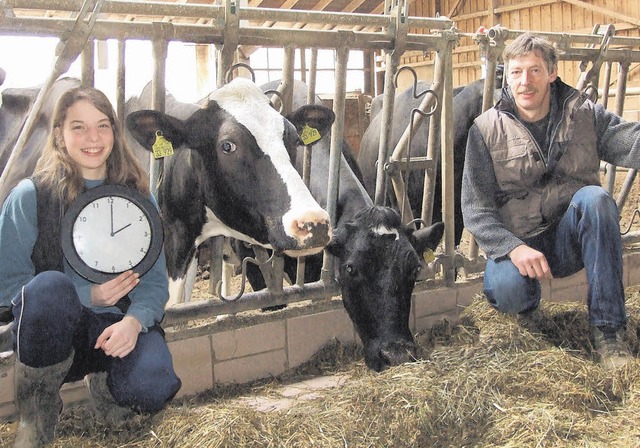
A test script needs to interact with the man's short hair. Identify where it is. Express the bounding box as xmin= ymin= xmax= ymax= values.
xmin=503 ymin=32 xmax=558 ymax=73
